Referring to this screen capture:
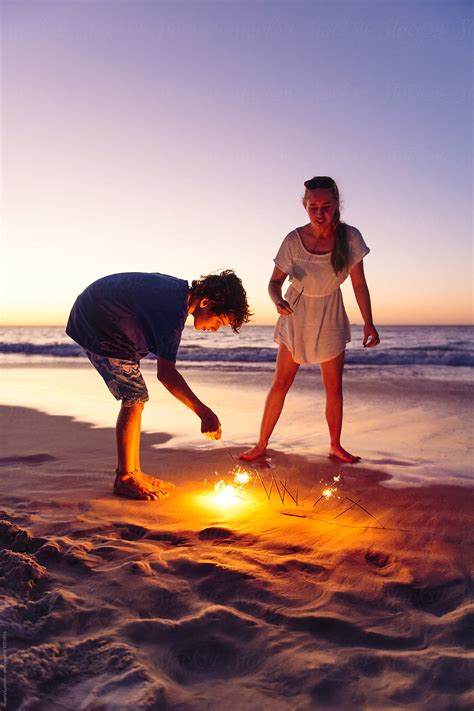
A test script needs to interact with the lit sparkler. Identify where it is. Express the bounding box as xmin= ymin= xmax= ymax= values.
xmin=201 ymin=459 xmax=384 ymax=529
xmin=202 ymin=466 xmax=252 ymax=508
xmin=313 ymin=474 xmax=342 ymax=508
